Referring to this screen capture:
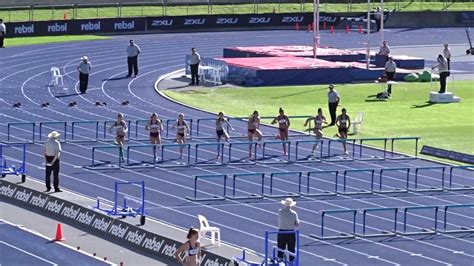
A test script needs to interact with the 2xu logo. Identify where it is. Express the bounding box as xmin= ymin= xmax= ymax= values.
xmin=281 ymin=16 xmax=304 ymax=23
xmin=249 ymin=17 xmax=271 ymax=24
xmin=152 ymin=19 xmax=174 ymax=26
xmin=216 ymin=18 xmax=238 ymax=25
xmin=184 ymin=18 xmax=206 ymax=25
